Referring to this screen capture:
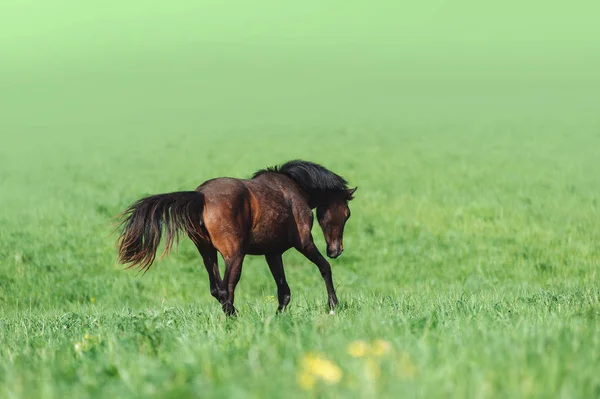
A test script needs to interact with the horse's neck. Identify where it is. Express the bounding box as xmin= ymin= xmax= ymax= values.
xmin=308 ymin=192 xmax=333 ymax=210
